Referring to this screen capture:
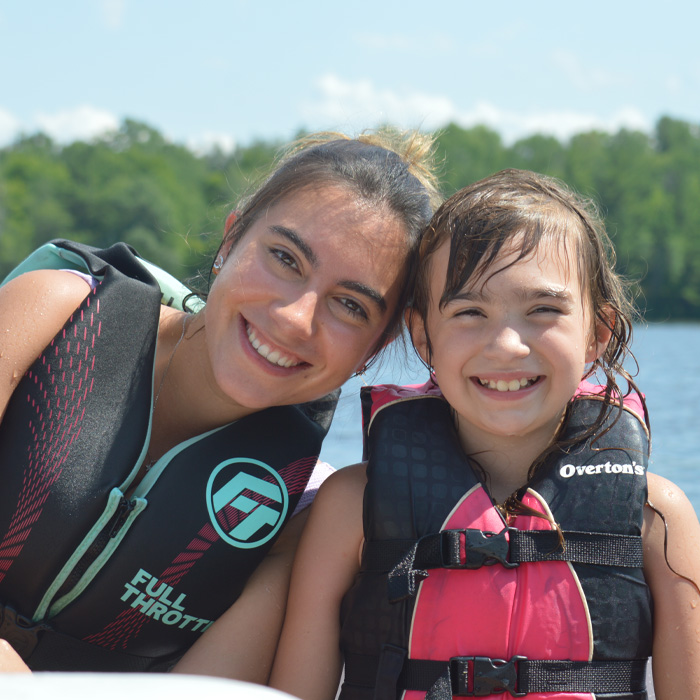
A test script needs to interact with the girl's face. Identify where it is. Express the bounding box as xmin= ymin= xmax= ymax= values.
xmin=413 ymin=235 xmax=608 ymax=450
xmin=203 ymin=184 xmax=407 ymax=413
